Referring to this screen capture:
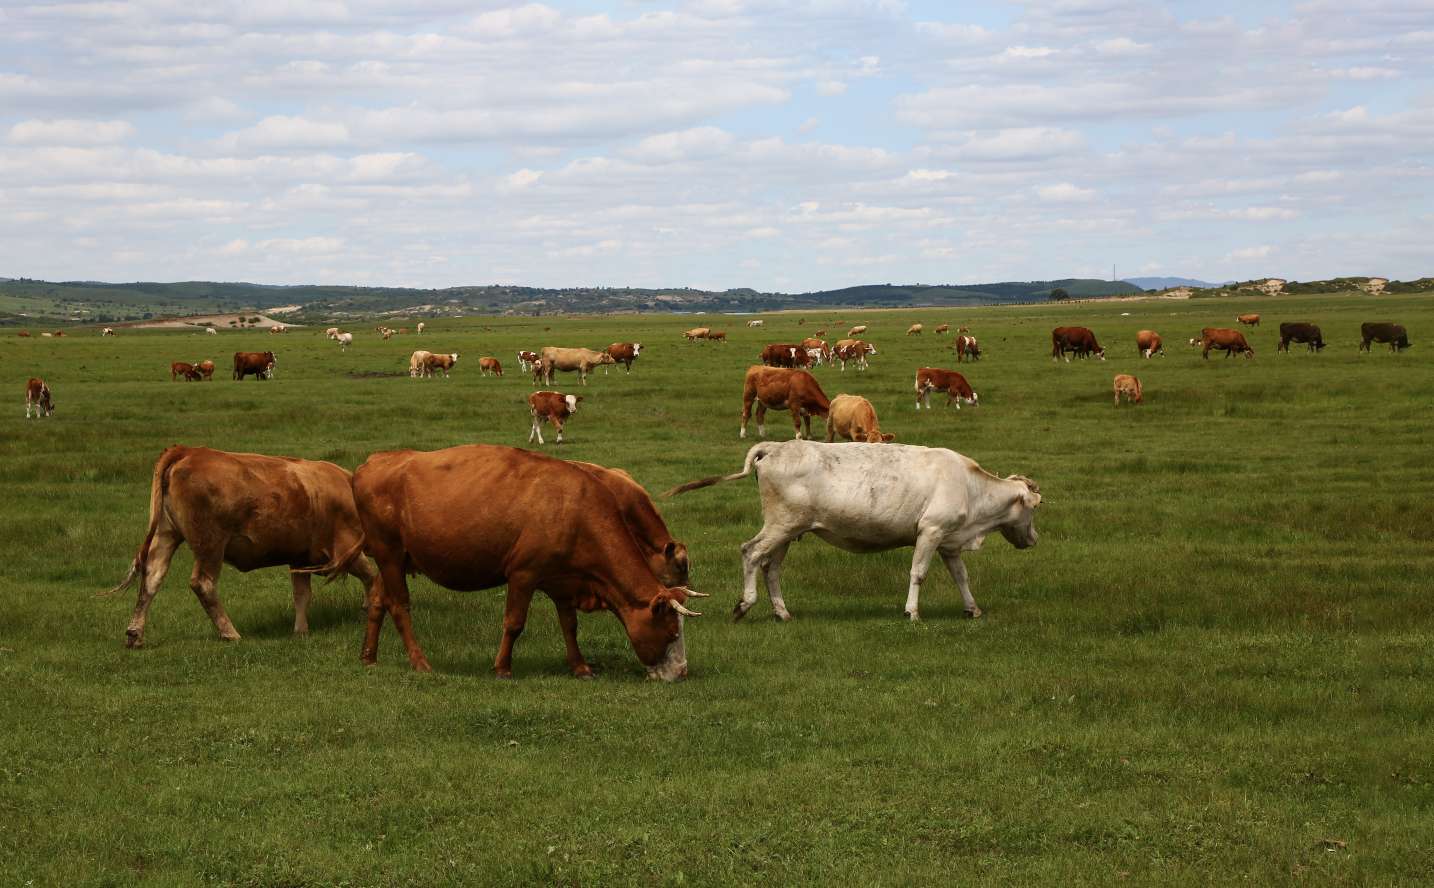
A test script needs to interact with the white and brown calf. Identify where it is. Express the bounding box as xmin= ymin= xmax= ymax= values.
xmin=528 ymin=391 xmax=583 ymax=444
